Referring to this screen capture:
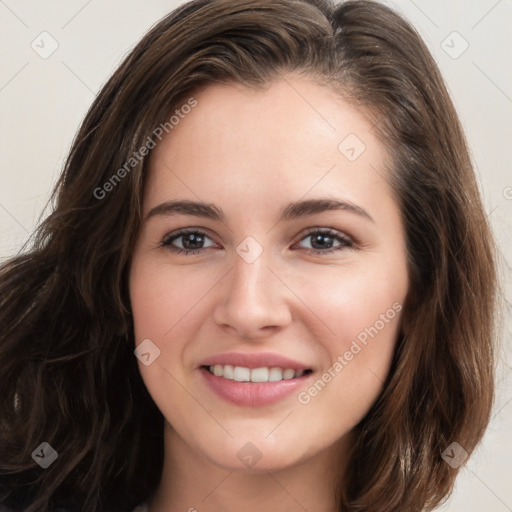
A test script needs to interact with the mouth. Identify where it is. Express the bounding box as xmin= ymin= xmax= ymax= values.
xmin=202 ymin=364 xmax=313 ymax=383
xmin=198 ymin=354 xmax=314 ymax=406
